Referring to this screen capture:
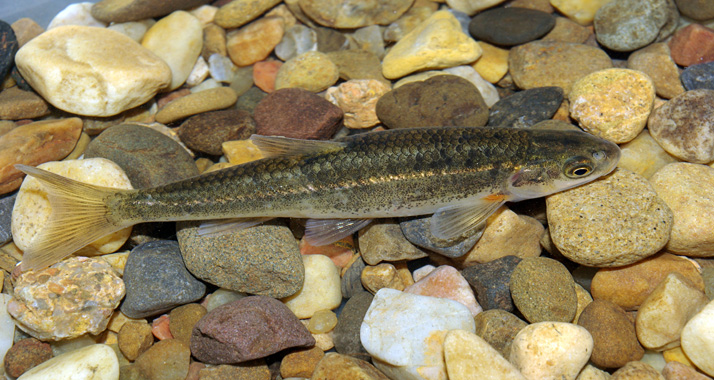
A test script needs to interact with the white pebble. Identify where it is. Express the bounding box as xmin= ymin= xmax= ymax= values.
xmin=48 ymin=3 xmax=107 ymax=29
xmin=18 ymin=344 xmax=119 ymax=380
xmin=282 ymin=254 xmax=342 ymax=319
xmin=681 ymin=299 xmax=714 ymax=376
